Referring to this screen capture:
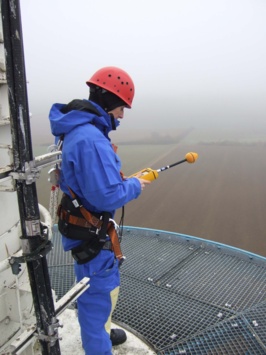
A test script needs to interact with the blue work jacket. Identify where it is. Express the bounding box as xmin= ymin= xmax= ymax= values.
xmin=49 ymin=100 xmax=141 ymax=250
